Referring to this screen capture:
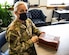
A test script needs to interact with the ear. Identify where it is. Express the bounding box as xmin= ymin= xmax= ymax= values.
xmin=14 ymin=11 xmax=20 ymax=18
xmin=14 ymin=11 xmax=17 ymax=15
xmin=14 ymin=11 xmax=18 ymax=17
